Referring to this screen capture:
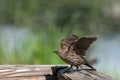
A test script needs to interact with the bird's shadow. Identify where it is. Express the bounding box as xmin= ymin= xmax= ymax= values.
xmin=62 ymin=67 xmax=95 ymax=73
xmin=61 ymin=67 xmax=96 ymax=78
